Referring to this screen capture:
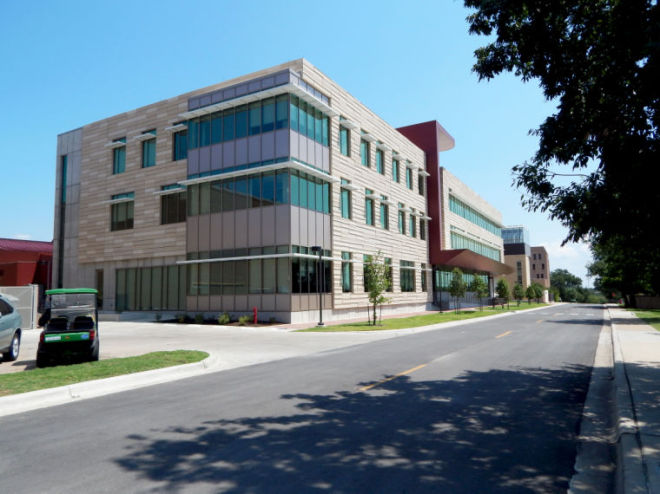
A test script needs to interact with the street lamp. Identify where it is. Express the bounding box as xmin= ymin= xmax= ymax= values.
xmin=311 ymin=246 xmax=324 ymax=326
